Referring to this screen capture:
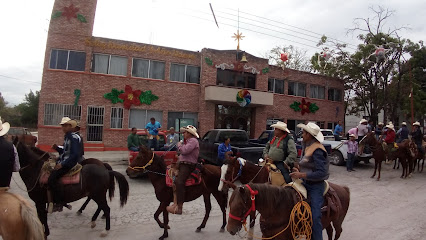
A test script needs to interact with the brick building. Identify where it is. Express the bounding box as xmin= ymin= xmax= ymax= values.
xmin=37 ymin=0 xmax=345 ymax=151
